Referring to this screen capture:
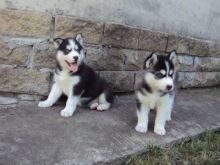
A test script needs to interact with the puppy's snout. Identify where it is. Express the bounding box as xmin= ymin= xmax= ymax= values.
xmin=166 ymin=85 xmax=173 ymax=91
xmin=73 ymin=56 xmax=78 ymax=62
